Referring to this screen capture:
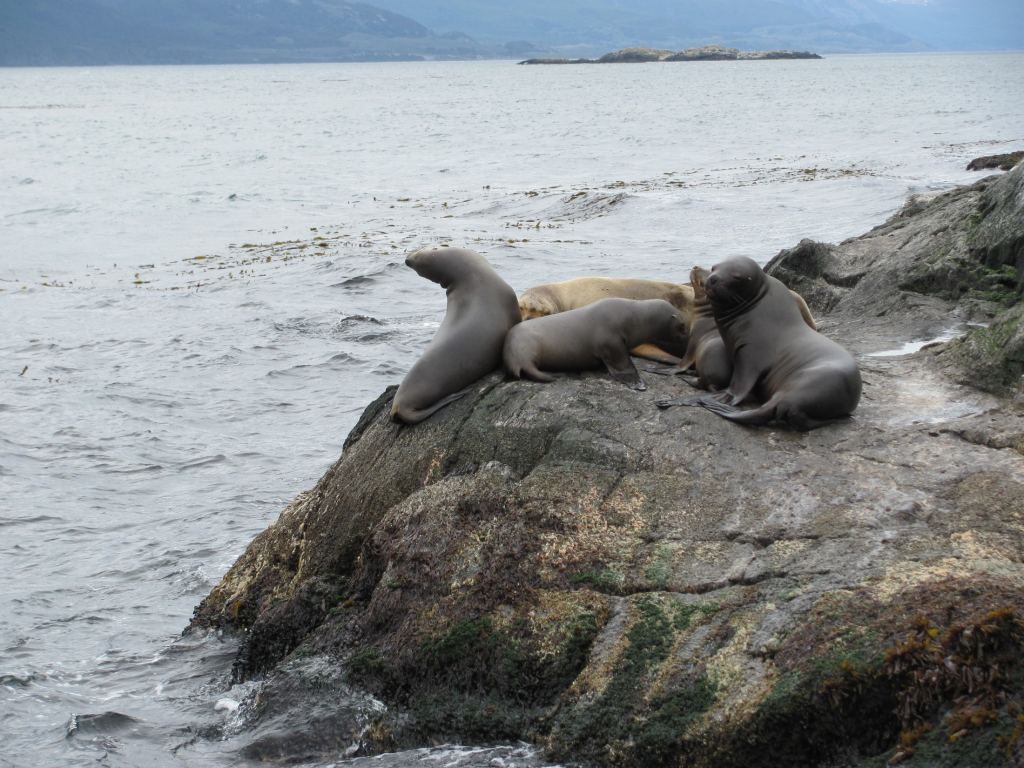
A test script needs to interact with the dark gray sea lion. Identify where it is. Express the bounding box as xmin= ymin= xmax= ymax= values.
xmin=669 ymin=265 xmax=817 ymax=390
xmin=504 ymin=298 xmax=688 ymax=390
xmin=657 ymin=256 xmax=860 ymax=430
xmin=391 ymin=246 xmax=520 ymax=424
xmin=518 ymin=277 xmax=694 ymax=365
